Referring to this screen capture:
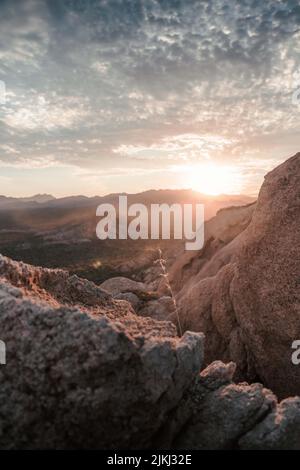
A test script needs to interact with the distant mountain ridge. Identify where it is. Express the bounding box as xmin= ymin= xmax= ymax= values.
xmin=0 ymin=190 xmax=255 ymax=212
xmin=0 ymin=194 xmax=55 ymax=209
